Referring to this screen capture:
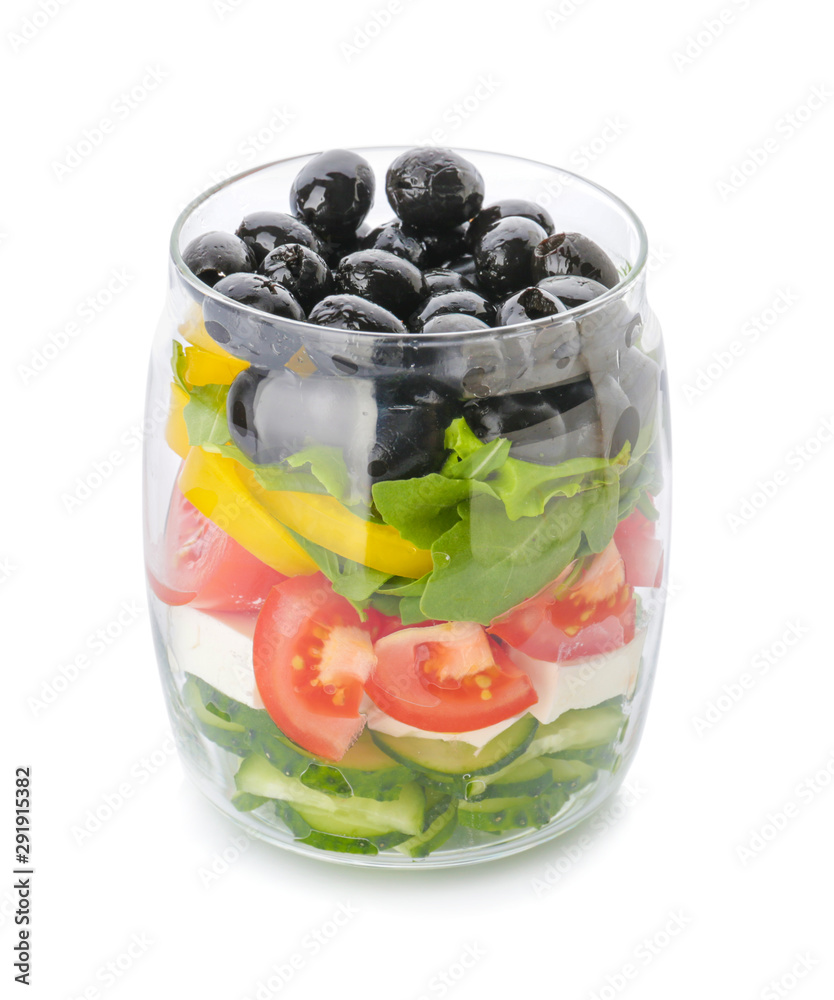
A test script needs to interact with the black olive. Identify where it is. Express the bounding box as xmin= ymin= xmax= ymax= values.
xmin=235 ymin=212 xmax=320 ymax=264
xmin=259 ymin=243 xmax=333 ymax=312
xmin=358 ymin=377 xmax=458 ymax=483
xmin=474 ymin=217 xmax=549 ymax=299
xmin=290 ymin=149 xmax=375 ymax=238
xmin=409 ymin=289 xmax=496 ymax=332
xmin=423 ymin=268 xmax=477 ymax=297
xmin=307 ymin=293 xmax=406 ymax=334
xmin=497 ymin=286 xmax=567 ymax=326
xmin=418 ymin=224 xmax=468 ymax=267
xmin=536 ymin=274 xmax=608 ymax=309
xmin=362 ymin=220 xmax=427 ymax=268
xmin=204 ymin=273 xmax=304 ymax=364
xmin=421 ymin=314 xmax=491 ymax=334
xmin=466 ymin=199 xmax=554 ymax=250
xmin=386 ymin=147 xmax=484 ymax=231
xmin=336 ymin=250 xmax=426 ymax=320
xmin=182 ymin=231 xmax=256 ymax=287
xmin=533 ymin=233 xmax=619 ymax=288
